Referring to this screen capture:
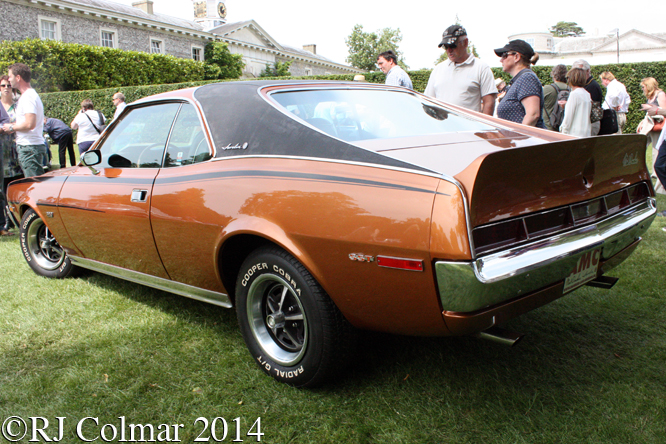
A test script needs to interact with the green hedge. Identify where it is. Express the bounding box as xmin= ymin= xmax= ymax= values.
xmin=42 ymin=61 xmax=666 ymax=136
xmin=0 ymin=39 xmax=243 ymax=93
xmin=41 ymin=80 xmax=223 ymax=123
